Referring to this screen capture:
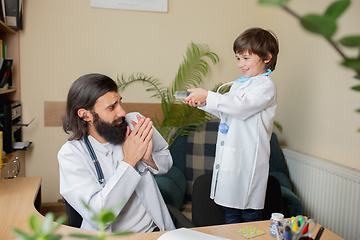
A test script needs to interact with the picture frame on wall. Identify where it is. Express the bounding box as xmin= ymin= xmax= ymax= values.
xmin=91 ymin=0 xmax=168 ymax=13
